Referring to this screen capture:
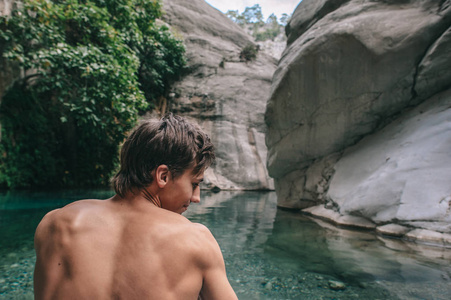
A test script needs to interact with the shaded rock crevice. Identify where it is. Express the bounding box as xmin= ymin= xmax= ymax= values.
xmin=438 ymin=0 xmax=450 ymax=13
